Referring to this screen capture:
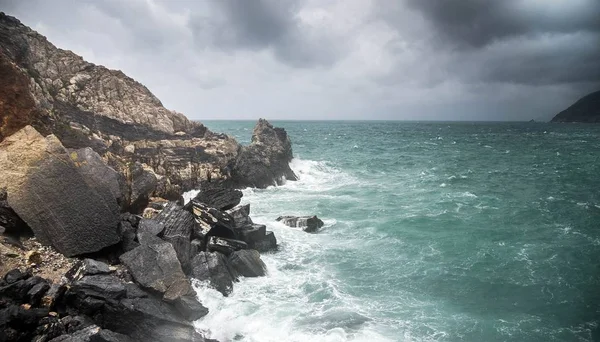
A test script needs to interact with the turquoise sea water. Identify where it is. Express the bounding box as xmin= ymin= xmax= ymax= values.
xmin=192 ymin=121 xmax=600 ymax=342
